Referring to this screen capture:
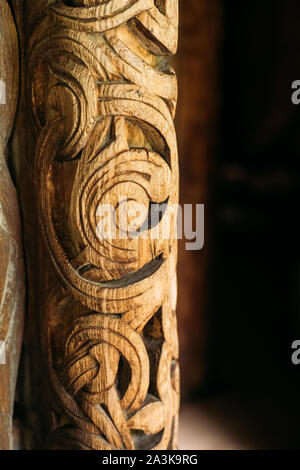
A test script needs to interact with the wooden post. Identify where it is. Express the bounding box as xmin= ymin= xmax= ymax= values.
xmin=0 ymin=0 xmax=25 ymax=450
xmin=14 ymin=0 xmax=180 ymax=450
